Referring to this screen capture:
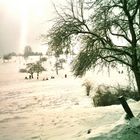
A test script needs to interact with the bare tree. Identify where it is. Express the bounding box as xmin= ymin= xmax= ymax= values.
xmin=44 ymin=0 xmax=140 ymax=97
